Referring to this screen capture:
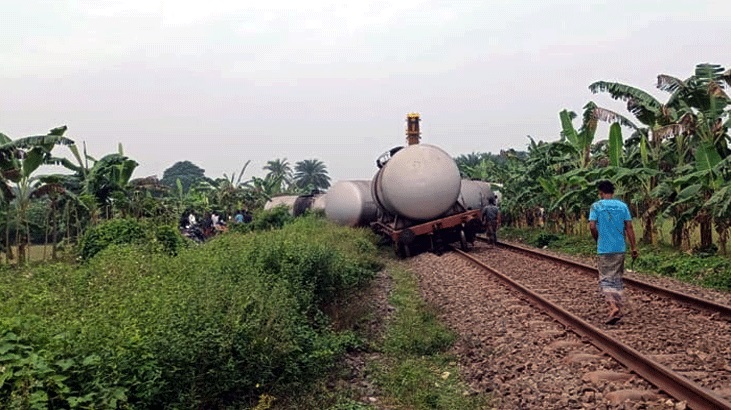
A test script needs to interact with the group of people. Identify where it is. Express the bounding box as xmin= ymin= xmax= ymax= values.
xmin=233 ymin=209 xmax=253 ymax=224
xmin=481 ymin=180 xmax=638 ymax=326
xmin=179 ymin=209 xmax=253 ymax=242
